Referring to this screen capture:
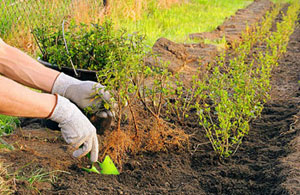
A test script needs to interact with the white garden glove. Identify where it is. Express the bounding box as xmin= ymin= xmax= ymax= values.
xmin=51 ymin=73 xmax=113 ymax=118
xmin=48 ymin=94 xmax=99 ymax=162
